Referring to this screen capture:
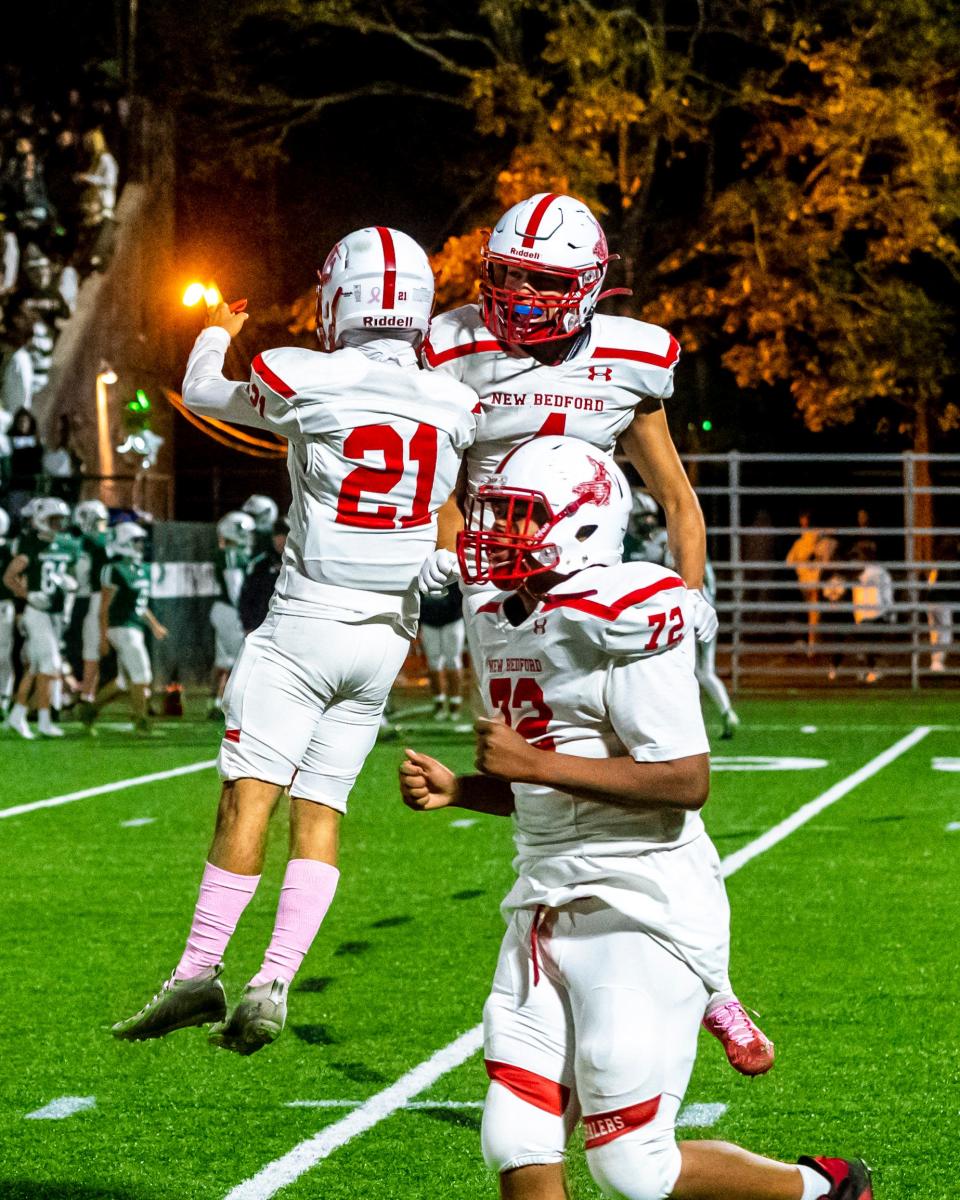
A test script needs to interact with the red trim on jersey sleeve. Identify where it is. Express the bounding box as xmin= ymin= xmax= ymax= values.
xmin=521 ymin=193 xmax=560 ymax=249
xmin=224 ymin=728 xmax=241 ymax=743
xmin=423 ymin=338 xmax=506 ymax=367
xmin=540 ymin=575 xmax=685 ymax=619
xmin=252 ymin=353 xmax=295 ymax=399
xmin=485 ymin=1060 xmax=570 ymax=1116
xmin=583 ymin=1095 xmax=661 ymax=1150
xmin=376 ymin=226 xmax=396 ymax=309
xmin=476 ymin=600 xmax=501 ymax=614
xmin=590 ymin=334 xmax=680 ymax=370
